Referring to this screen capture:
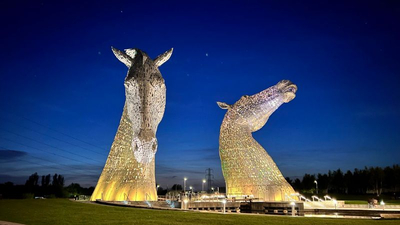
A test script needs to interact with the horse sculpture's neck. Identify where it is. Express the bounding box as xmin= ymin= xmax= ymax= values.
xmin=218 ymin=80 xmax=298 ymax=201
xmin=90 ymin=47 xmax=172 ymax=202
xmin=219 ymin=115 xmax=295 ymax=201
